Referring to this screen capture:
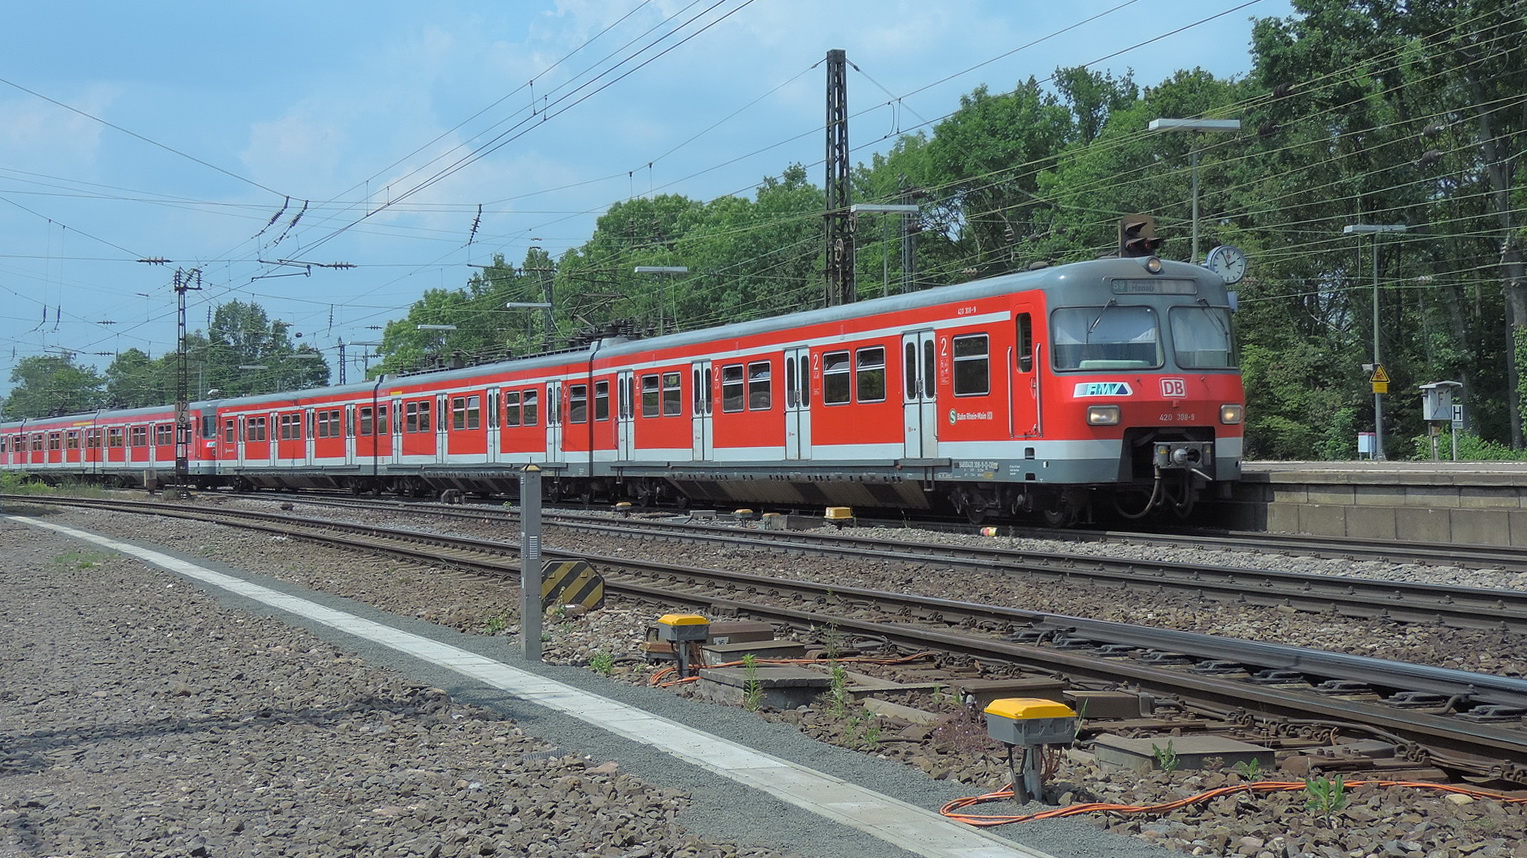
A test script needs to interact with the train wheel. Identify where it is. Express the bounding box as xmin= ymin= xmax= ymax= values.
xmin=1041 ymin=506 xmax=1077 ymax=528
xmin=965 ymin=505 xmax=993 ymax=525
